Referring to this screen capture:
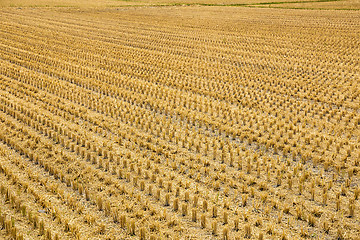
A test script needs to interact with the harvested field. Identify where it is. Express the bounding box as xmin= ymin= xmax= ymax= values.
xmin=0 ymin=3 xmax=359 ymax=240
